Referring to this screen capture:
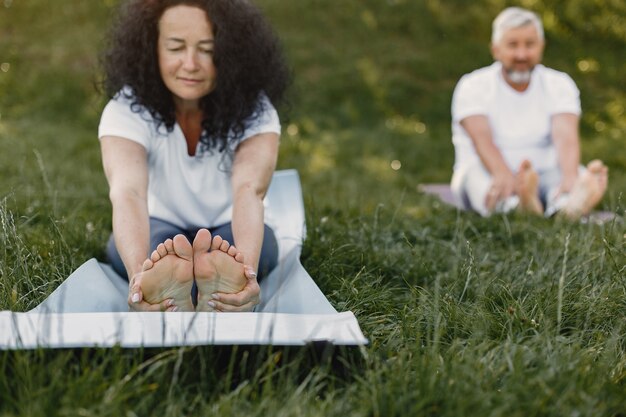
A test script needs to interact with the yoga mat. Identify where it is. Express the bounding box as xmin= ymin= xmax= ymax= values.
xmin=0 ymin=312 xmax=366 ymax=348
xmin=0 ymin=170 xmax=368 ymax=349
